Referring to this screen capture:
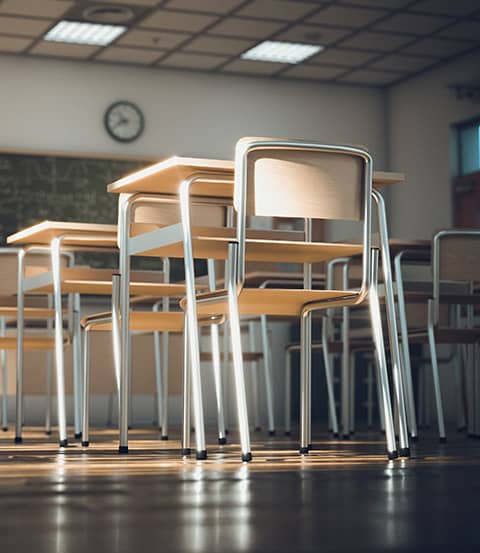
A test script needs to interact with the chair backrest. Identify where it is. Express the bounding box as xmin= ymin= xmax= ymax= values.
xmin=432 ymin=230 xmax=480 ymax=321
xmin=234 ymin=138 xmax=373 ymax=293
